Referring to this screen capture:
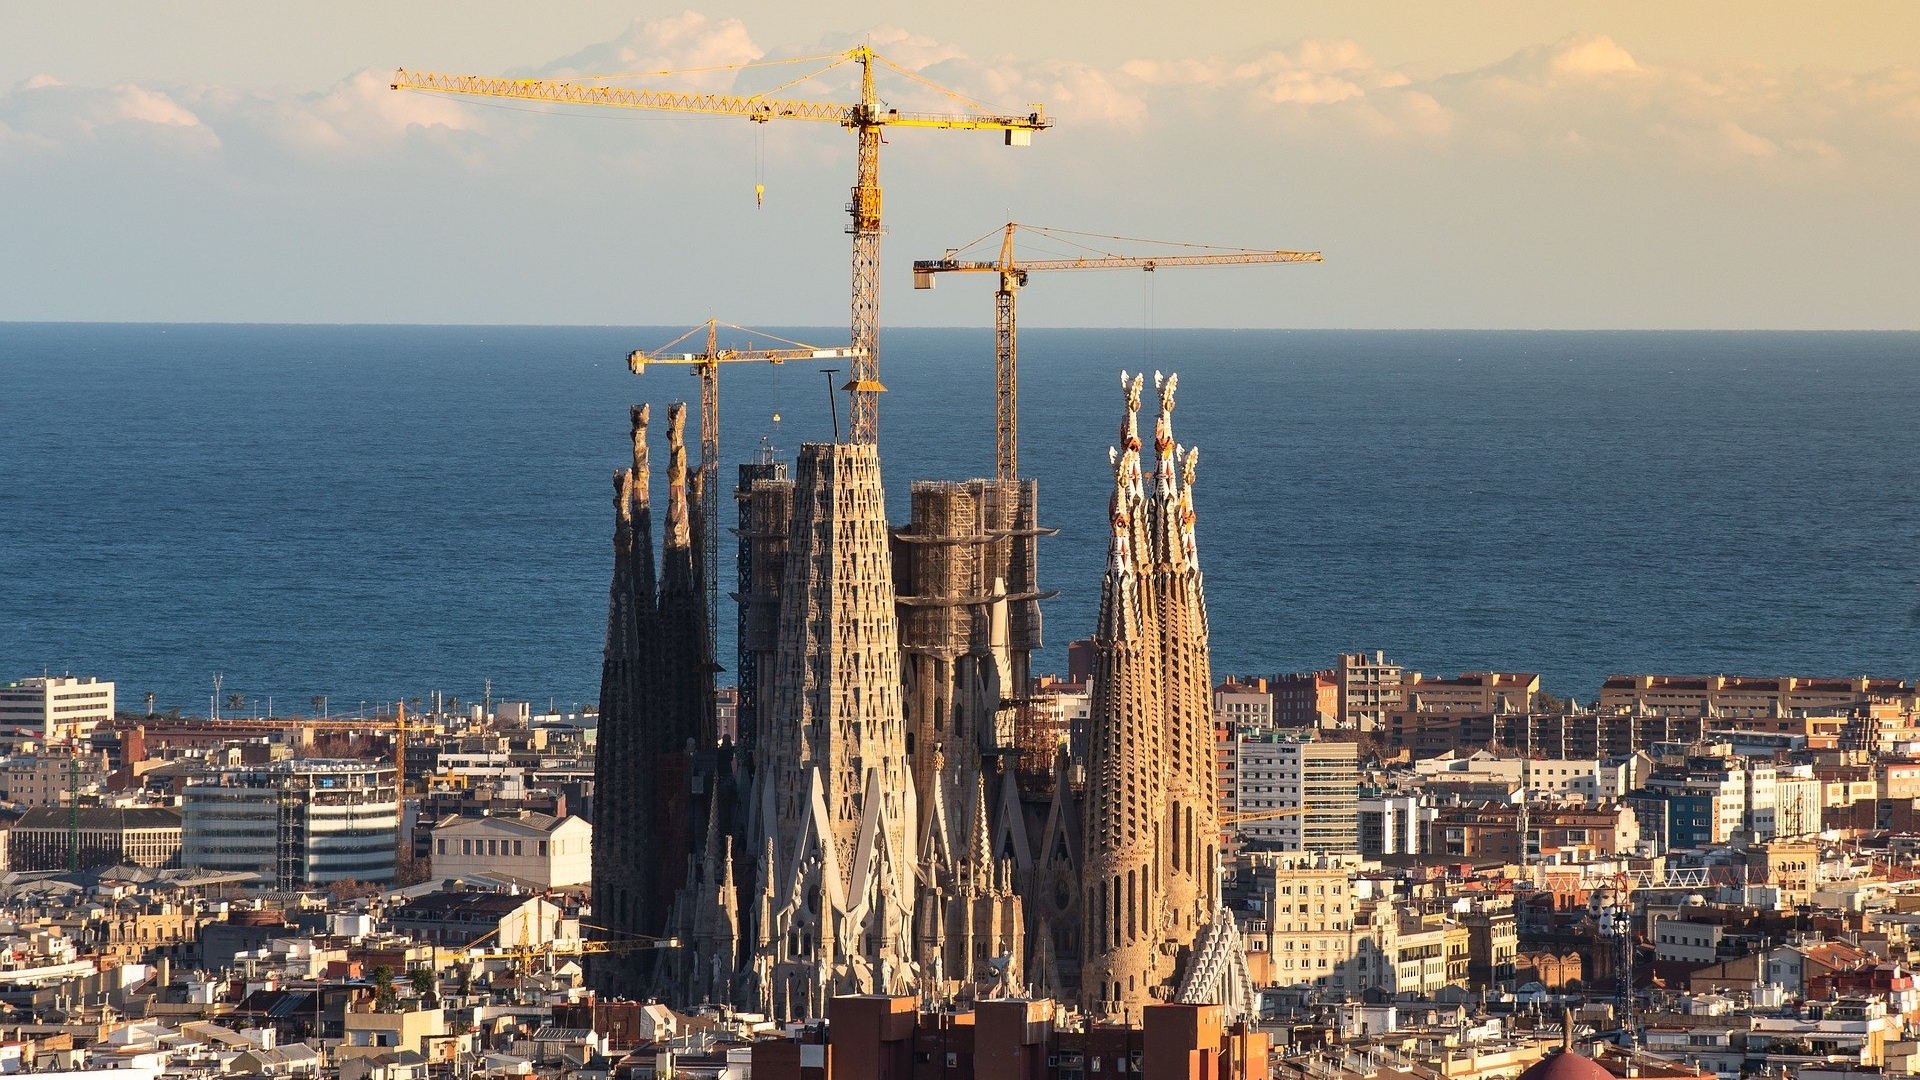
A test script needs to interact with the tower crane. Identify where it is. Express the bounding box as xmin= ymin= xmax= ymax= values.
xmin=627 ymin=321 xmax=862 ymax=661
xmin=394 ymin=48 xmax=1049 ymax=445
xmin=912 ymin=223 xmax=1323 ymax=480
